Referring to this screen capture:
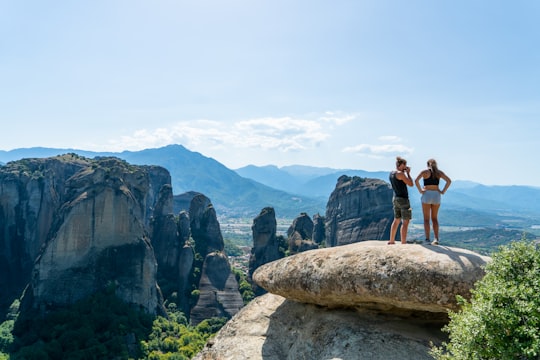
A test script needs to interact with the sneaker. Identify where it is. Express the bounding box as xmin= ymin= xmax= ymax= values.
xmin=431 ymin=240 xmax=439 ymax=245
xmin=424 ymin=238 xmax=431 ymax=244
